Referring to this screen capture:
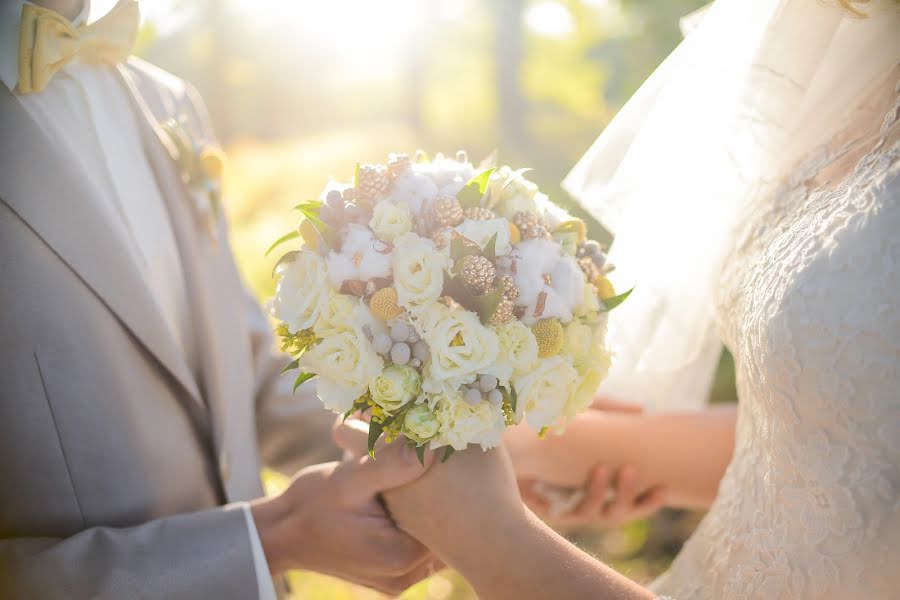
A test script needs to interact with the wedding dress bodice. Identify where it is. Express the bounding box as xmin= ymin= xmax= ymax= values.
xmin=652 ymin=84 xmax=900 ymax=599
